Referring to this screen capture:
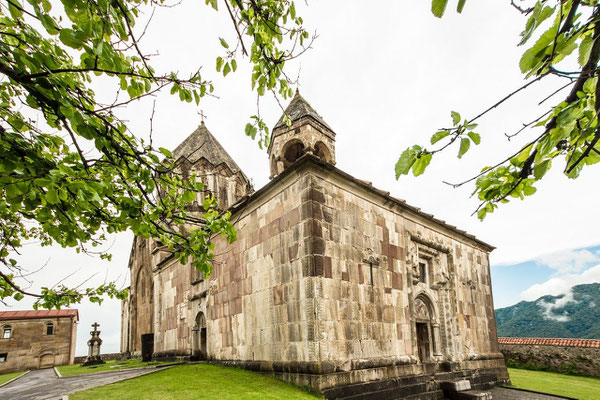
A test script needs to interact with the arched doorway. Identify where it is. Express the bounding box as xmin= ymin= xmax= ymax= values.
xmin=133 ymin=265 xmax=154 ymax=353
xmin=191 ymin=312 xmax=207 ymax=360
xmin=414 ymin=296 xmax=435 ymax=363
xmin=39 ymin=353 xmax=55 ymax=369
